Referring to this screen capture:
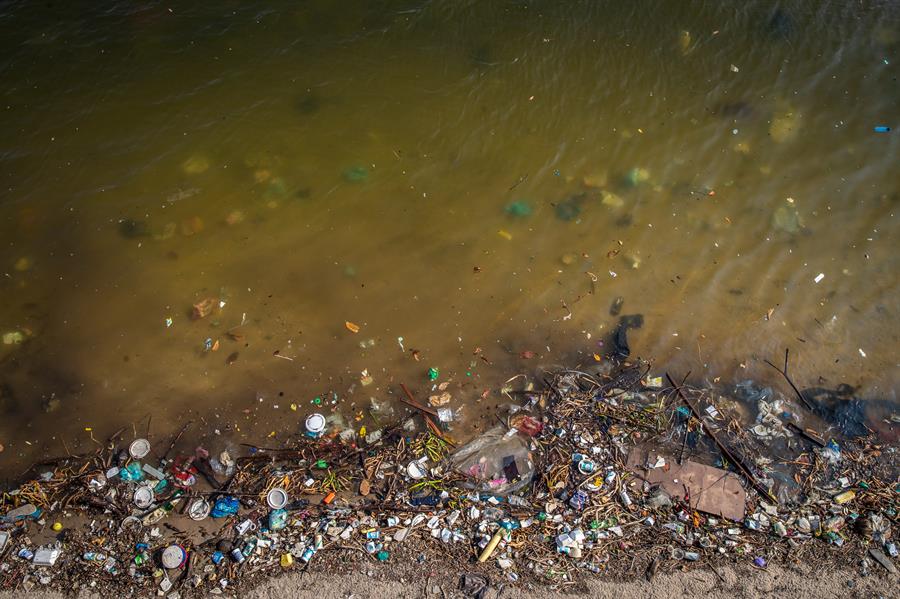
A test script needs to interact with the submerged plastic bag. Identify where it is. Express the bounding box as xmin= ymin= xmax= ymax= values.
xmin=449 ymin=427 xmax=534 ymax=495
